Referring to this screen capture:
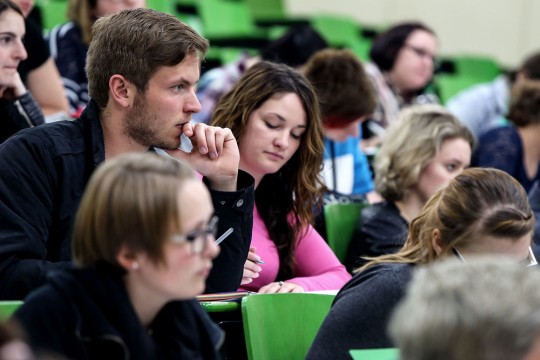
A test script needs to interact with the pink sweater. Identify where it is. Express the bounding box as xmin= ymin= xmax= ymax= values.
xmin=239 ymin=207 xmax=351 ymax=292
